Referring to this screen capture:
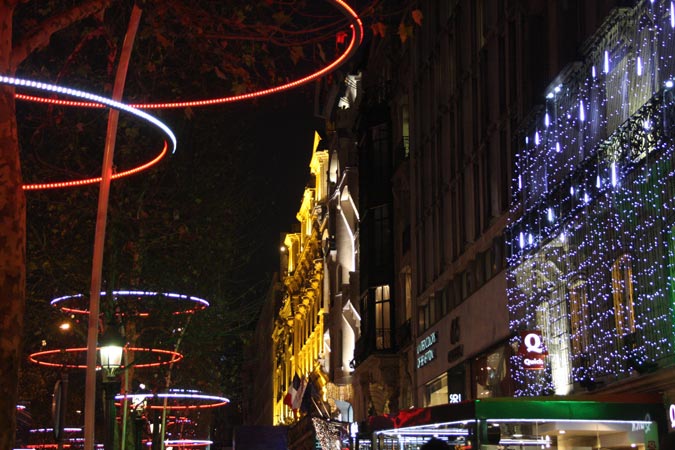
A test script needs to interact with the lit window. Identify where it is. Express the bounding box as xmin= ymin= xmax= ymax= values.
xmin=375 ymin=285 xmax=391 ymax=349
xmin=612 ymin=254 xmax=635 ymax=337
xmin=568 ymin=277 xmax=589 ymax=355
